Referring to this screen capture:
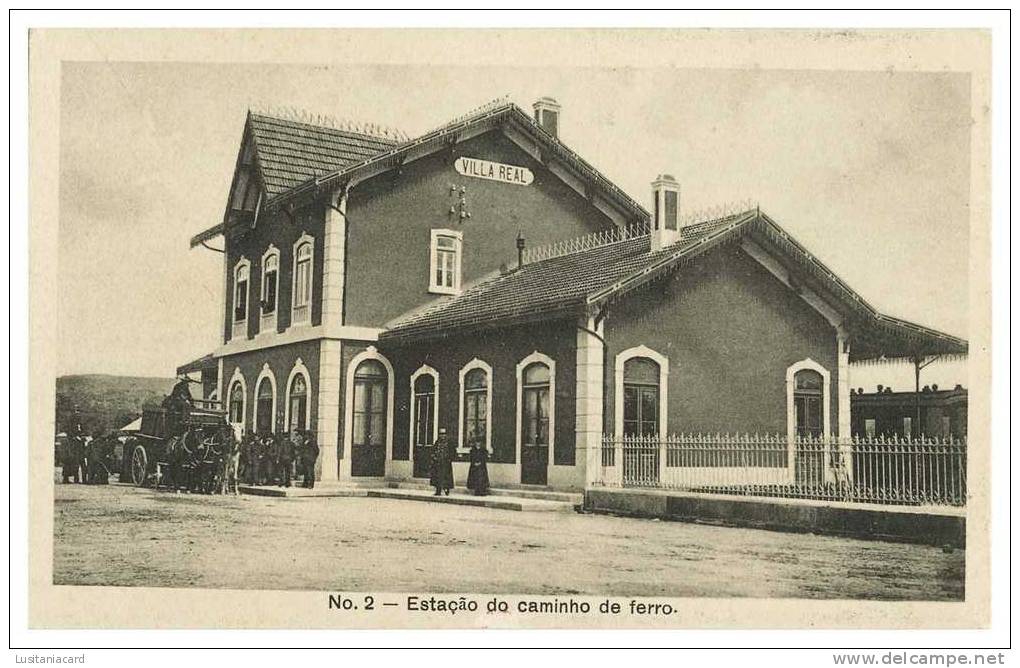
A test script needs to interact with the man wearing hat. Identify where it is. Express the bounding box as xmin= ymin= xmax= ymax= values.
xmin=429 ymin=428 xmax=454 ymax=496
